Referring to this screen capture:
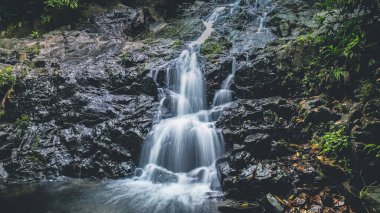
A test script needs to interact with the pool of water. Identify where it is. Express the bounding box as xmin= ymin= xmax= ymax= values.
xmin=0 ymin=178 xmax=222 ymax=213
